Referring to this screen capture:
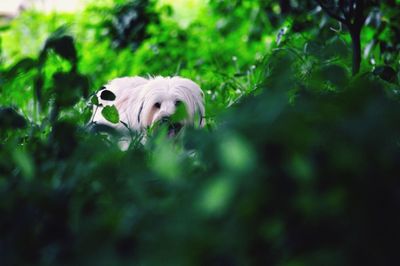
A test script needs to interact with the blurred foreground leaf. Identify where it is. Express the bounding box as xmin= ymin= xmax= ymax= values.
xmin=4 ymin=58 xmax=37 ymax=79
xmin=42 ymin=35 xmax=77 ymax=64
xmin=12 ymin=148 xmax=34 ymax=181
xmin=53 ymin=72 xmax=89 ymax=107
